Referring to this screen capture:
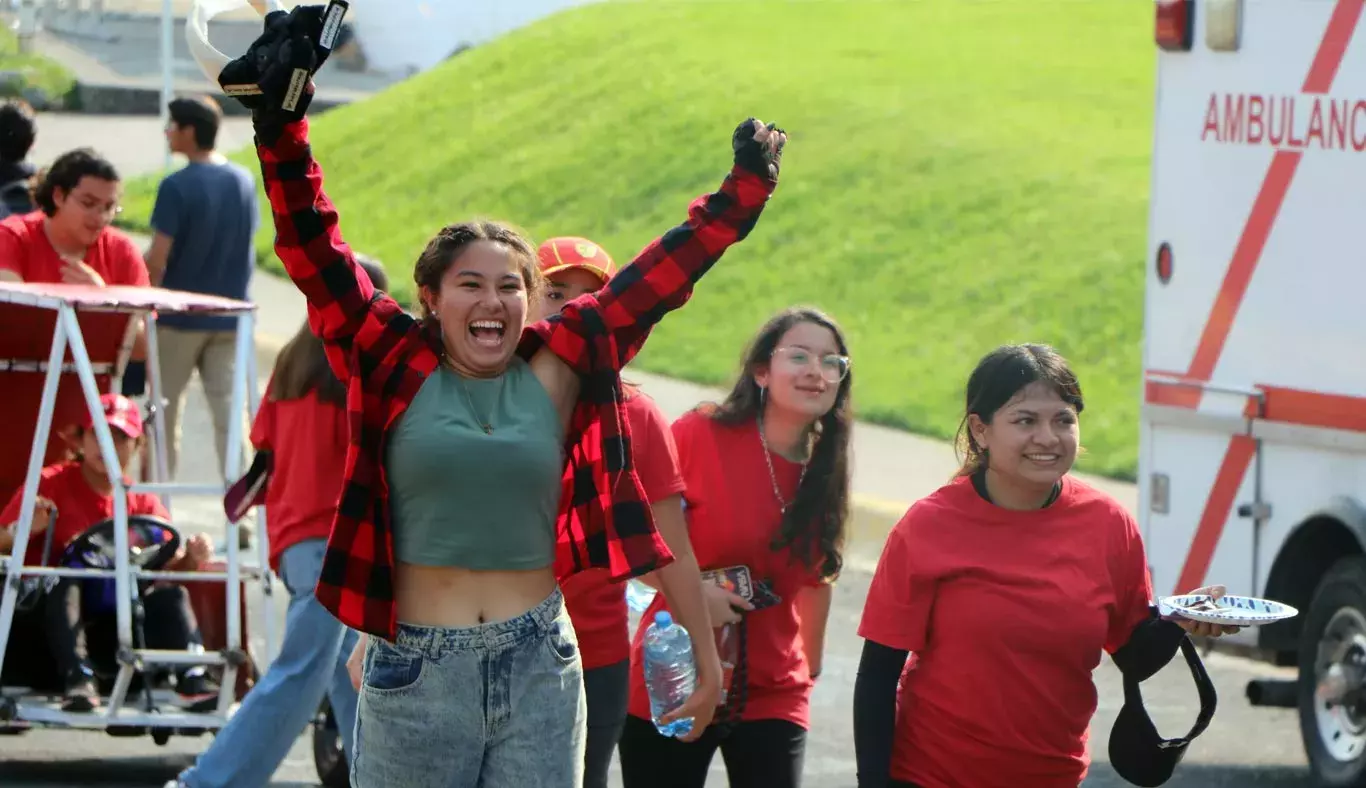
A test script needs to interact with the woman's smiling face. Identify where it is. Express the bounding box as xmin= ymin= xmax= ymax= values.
xmin=421 ymin=240 xmax=530 ymax=377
